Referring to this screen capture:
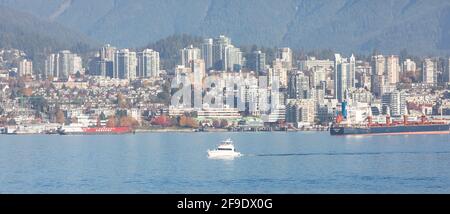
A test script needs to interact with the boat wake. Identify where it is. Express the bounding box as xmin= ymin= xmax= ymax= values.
xmin=252 ymin=151 xmax=450 ymax=157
